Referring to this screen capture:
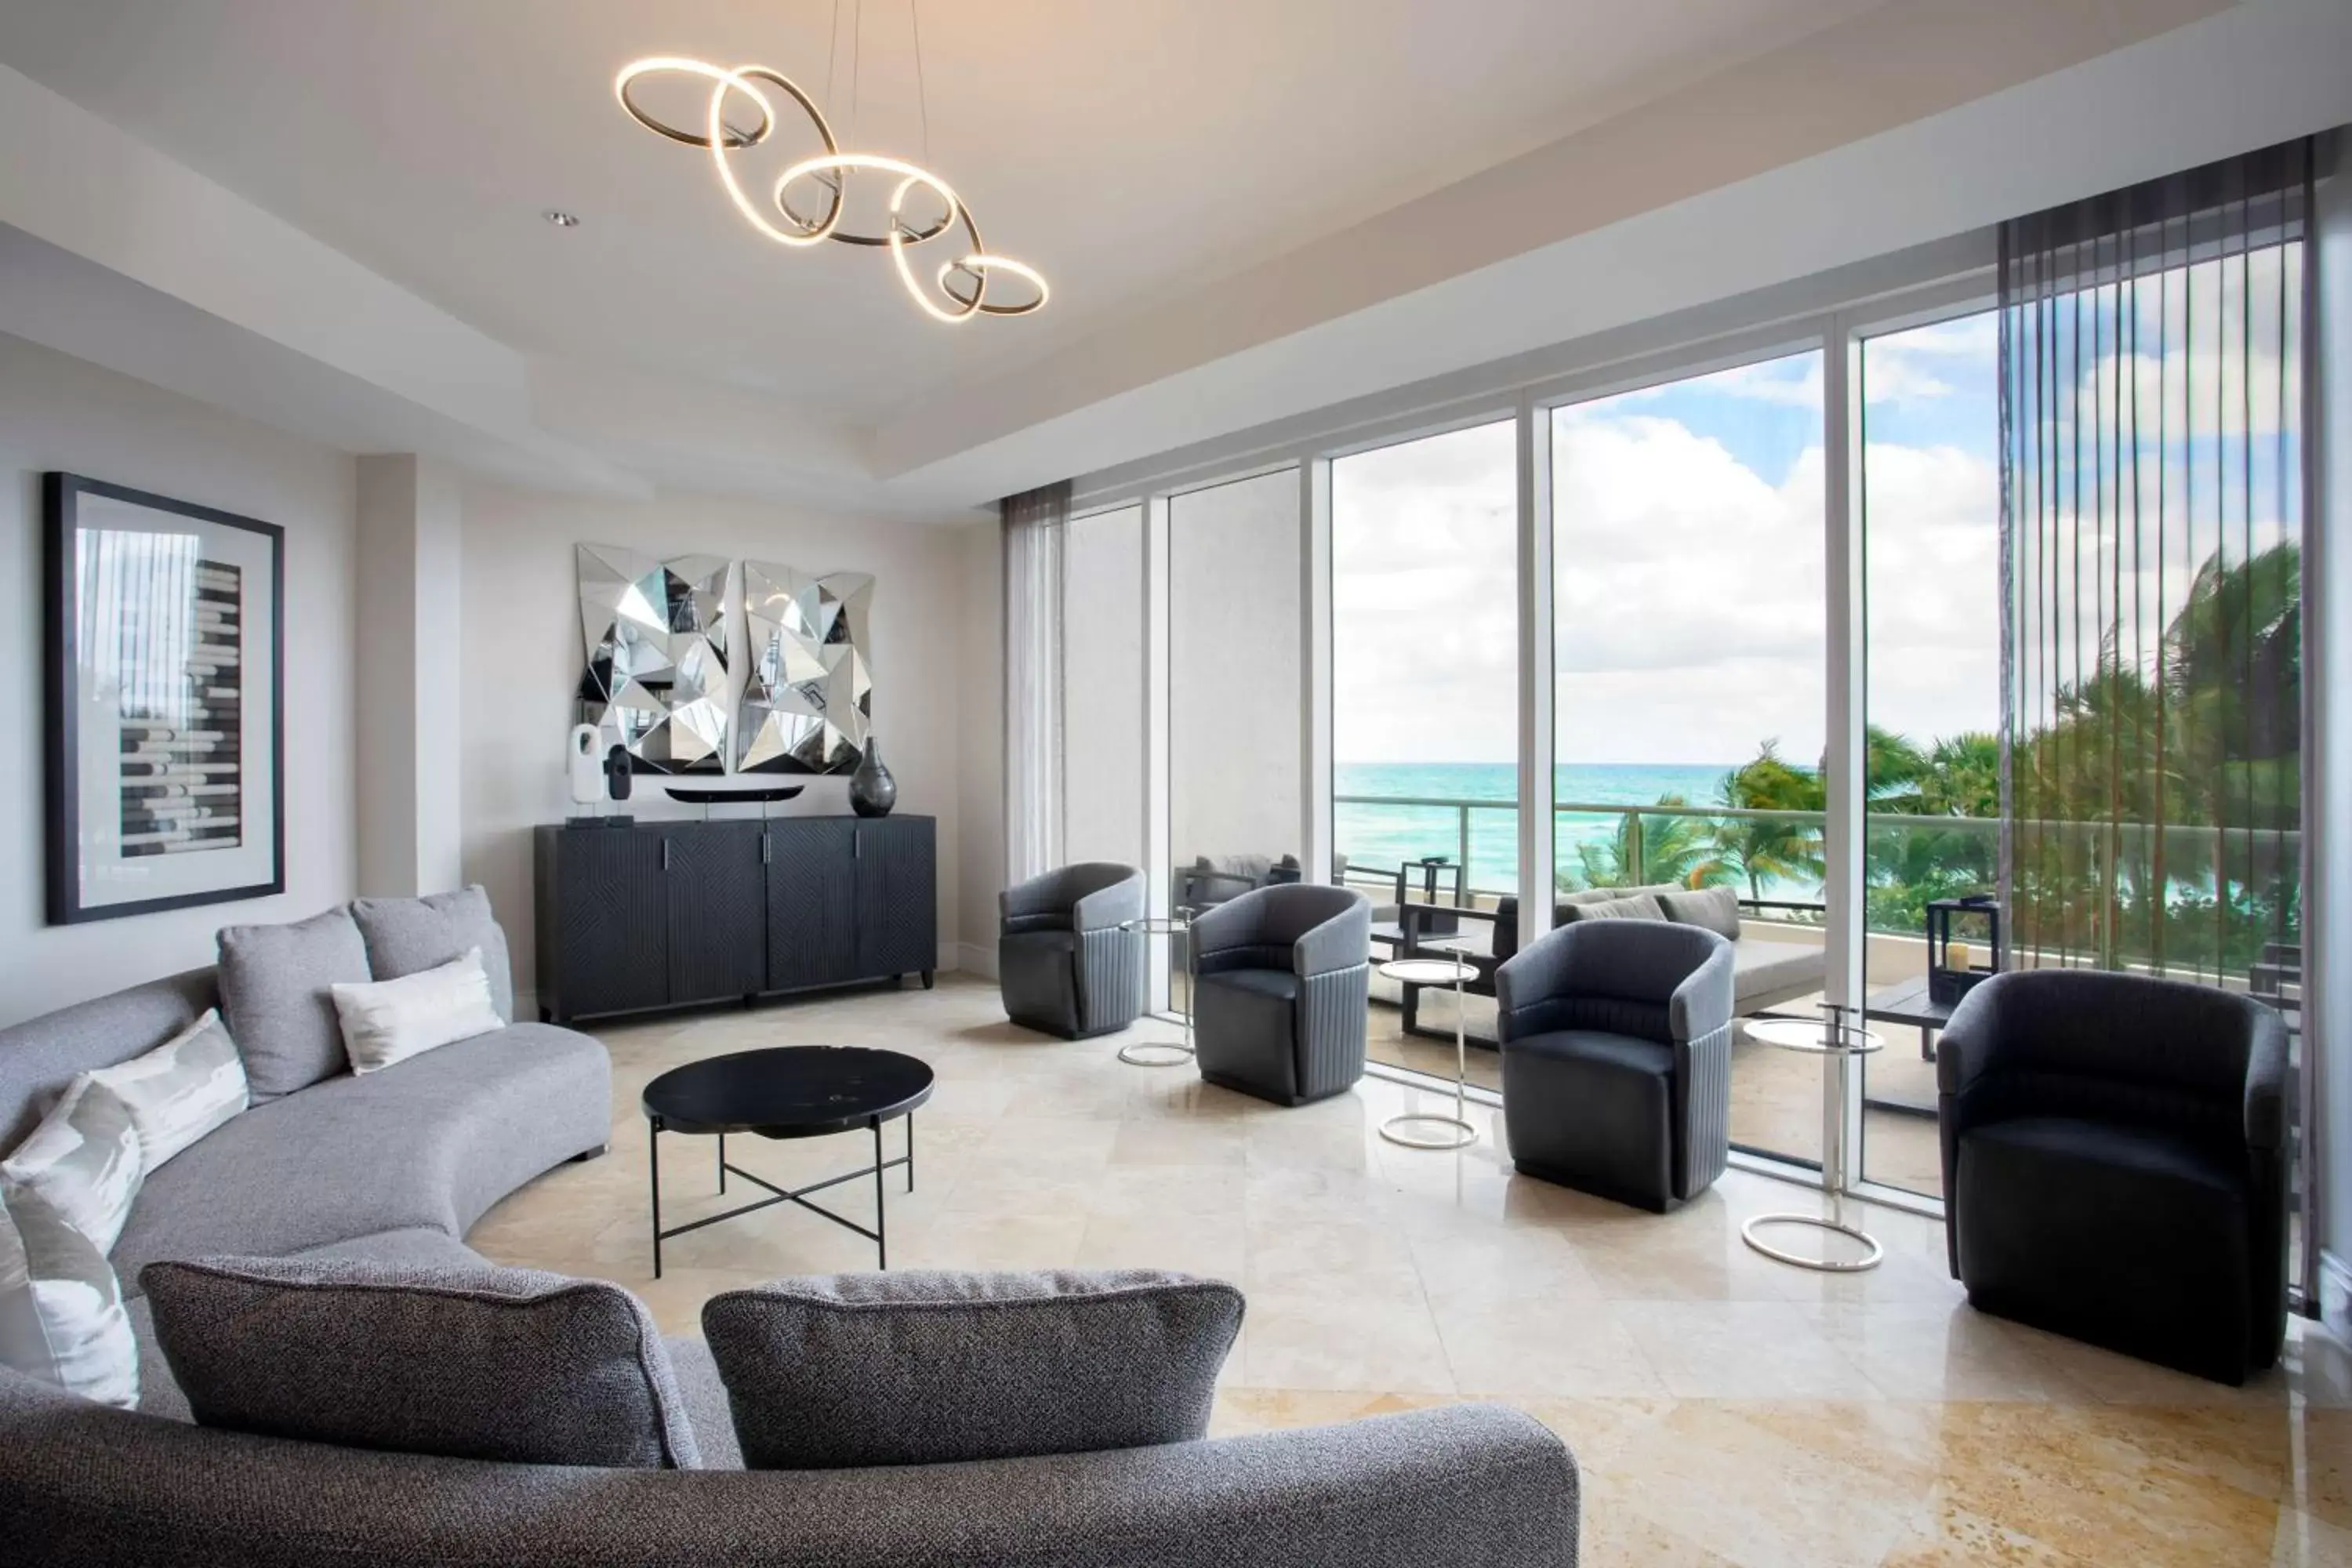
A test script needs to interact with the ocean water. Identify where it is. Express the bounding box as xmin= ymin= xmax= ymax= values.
xmin=1335 ymin=760 xmax=1747 ymax=895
